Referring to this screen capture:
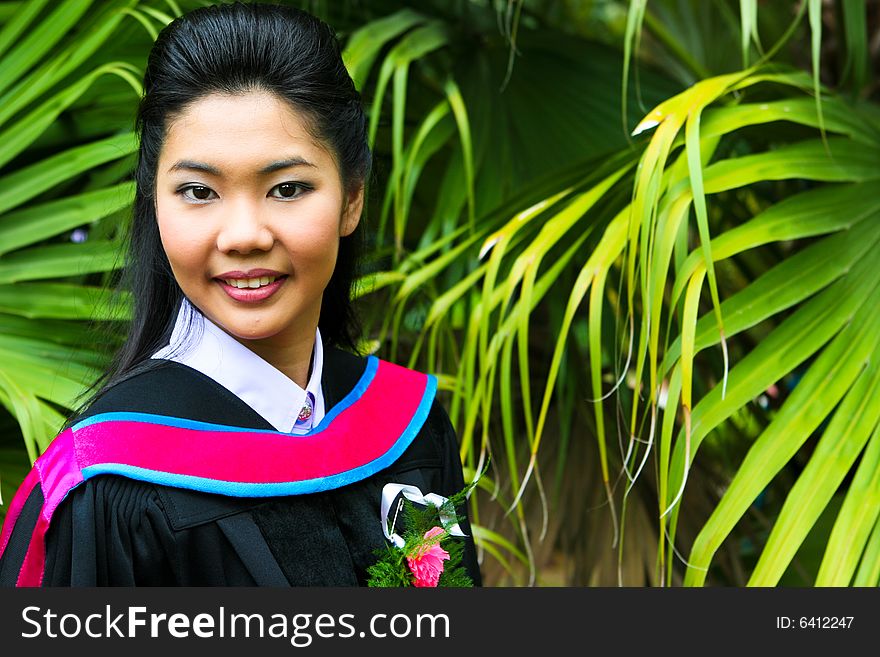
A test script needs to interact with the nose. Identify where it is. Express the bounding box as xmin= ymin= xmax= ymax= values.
xmin=215 ymin=199 xmax=275 ymax=254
